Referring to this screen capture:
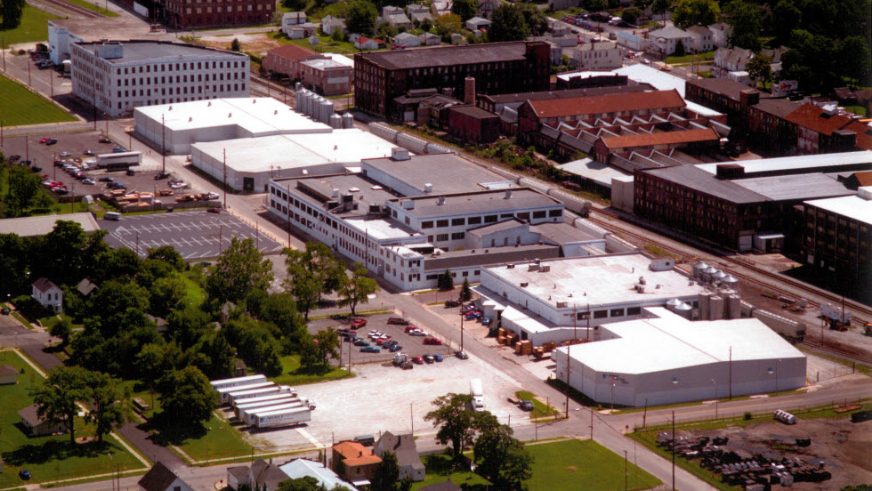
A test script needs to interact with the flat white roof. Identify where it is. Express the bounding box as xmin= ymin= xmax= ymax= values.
xmin=136 ymin=97 xmax=331 ymax=135
xmin=486 ymin=253 xmax=705 ymax=307
xmin=345 ymin=218 xmax=419 ymax=241
xmin=559 ymin=308 xmax=805 ymax=374
xmin=609 ymin=65 xmax=723 ymax=118
xmin=558 ymin=158 xmax=630 ymax=188
xmin=502 ymin=306 xmax=552 ymax=333
xmin=323 ymin=53 xmax=354 ymax=67
xmin=0 ymin=213 xmax=100 ymax=237
xmin=191 ymin=129 xmax=396 ymax=173
xmin=805 ymin=188 xmax=872 ymax=225
xmin=696 ymin=151 xmax=872 ymax=175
